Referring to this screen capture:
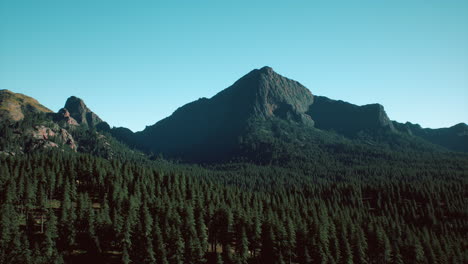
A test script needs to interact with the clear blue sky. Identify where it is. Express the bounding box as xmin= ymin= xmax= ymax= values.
xmin=1 ymin=0 xmax=467 ymax=131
